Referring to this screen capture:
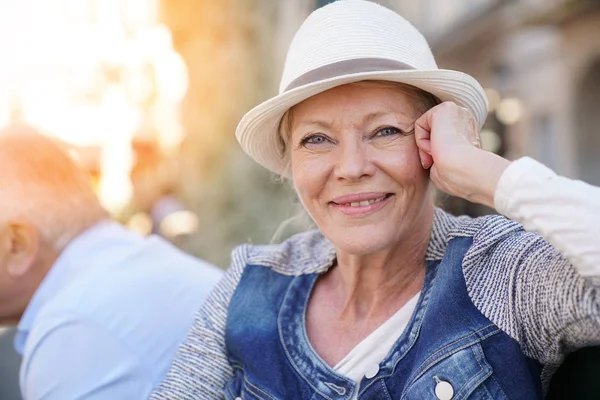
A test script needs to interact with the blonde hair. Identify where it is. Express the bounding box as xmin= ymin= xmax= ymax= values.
xmin=277 ymin=80 xmax=441 ymax=178
xmin=0 ymin=127 xmax=108 ymax=250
